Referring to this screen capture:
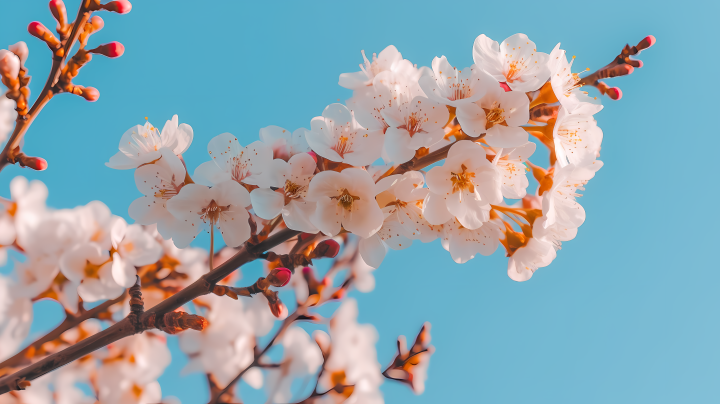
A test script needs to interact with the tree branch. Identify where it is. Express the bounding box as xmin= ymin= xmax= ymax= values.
xmin=0 ymin=1 xmax=91 ymax=173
